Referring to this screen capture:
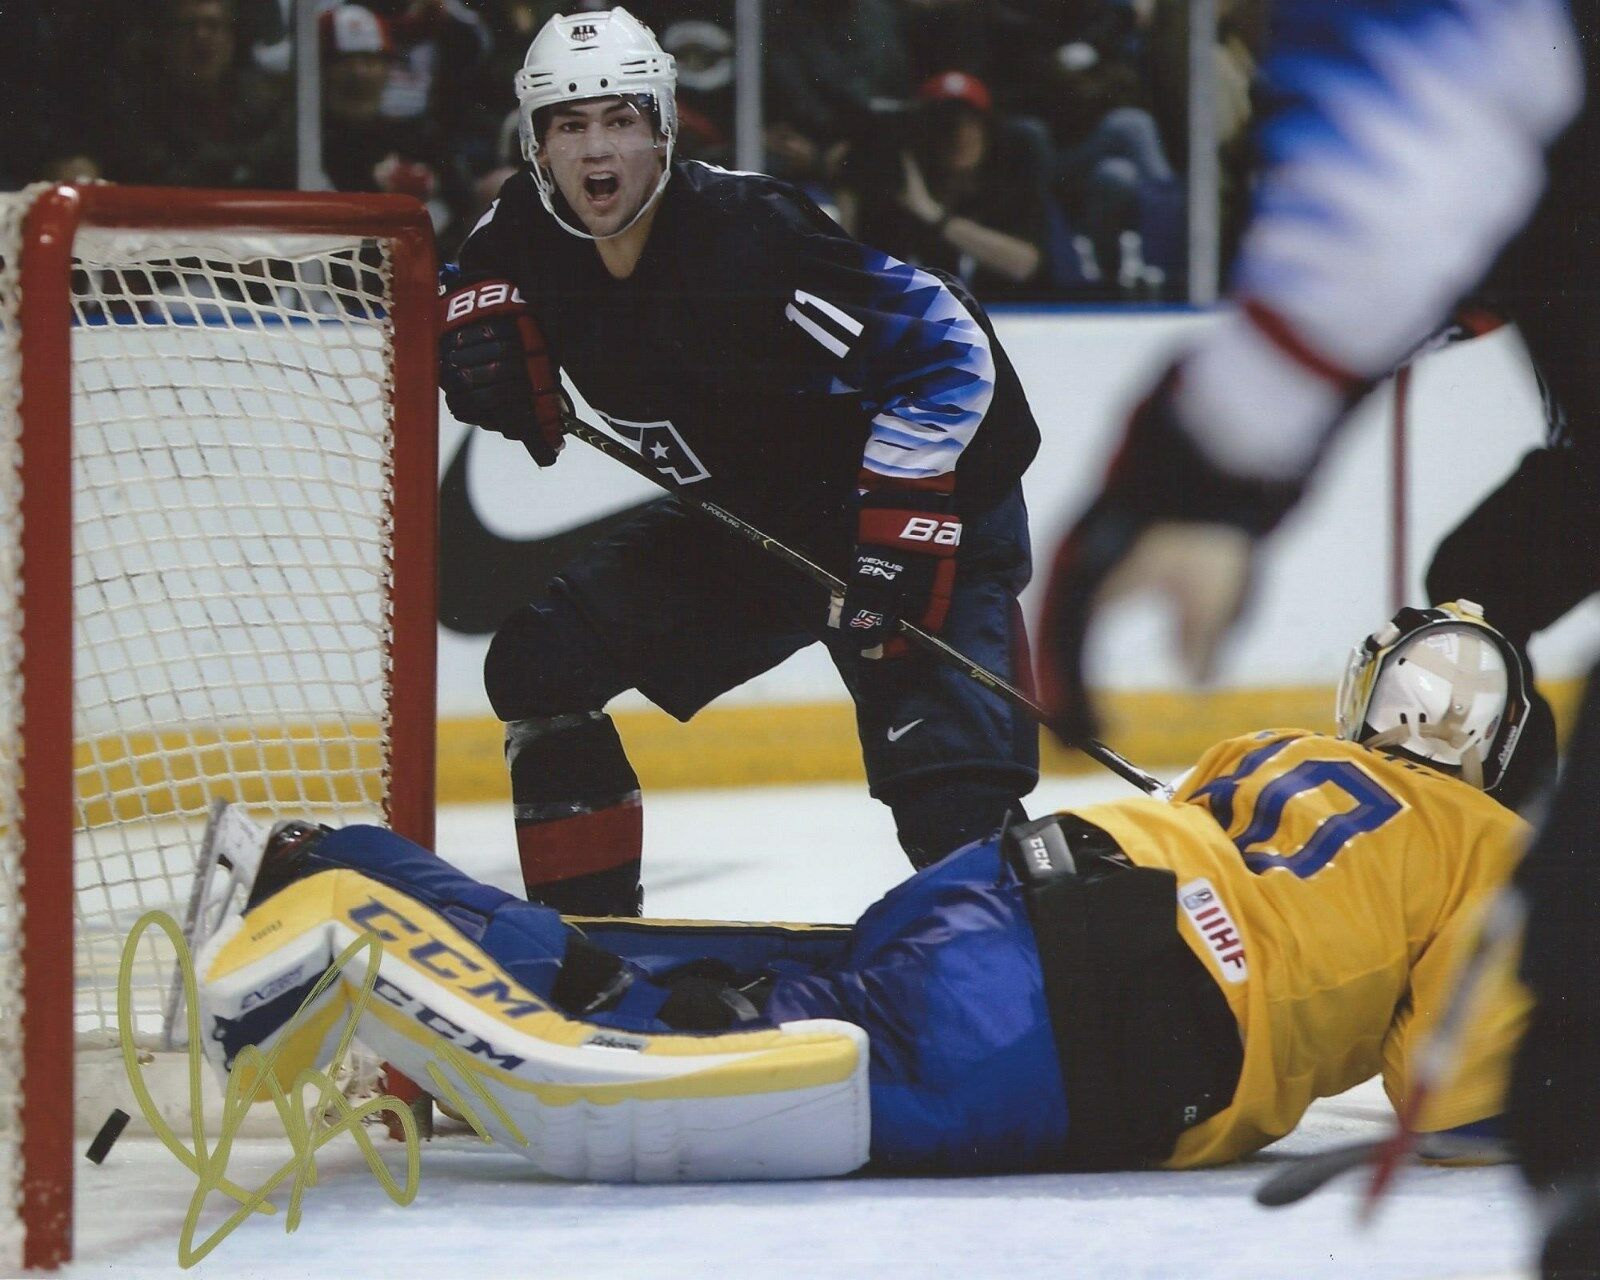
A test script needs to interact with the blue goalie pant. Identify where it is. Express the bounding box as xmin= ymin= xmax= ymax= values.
xmin=309 ymin=824 xmax=1068 ymax=1174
